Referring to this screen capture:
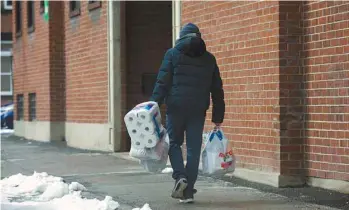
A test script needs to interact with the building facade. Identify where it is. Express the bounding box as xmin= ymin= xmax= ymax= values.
xmin=12 ymin=1 xmax=348 ymax=192
xmin=1 ymin=0 xmax=13 ymax=105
